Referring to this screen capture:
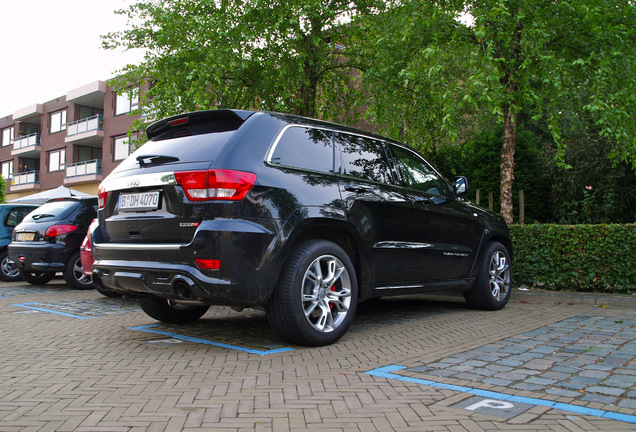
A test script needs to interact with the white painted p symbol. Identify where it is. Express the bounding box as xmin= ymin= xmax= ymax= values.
xmin=465 ymin=399 xmax=514 ymax=411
